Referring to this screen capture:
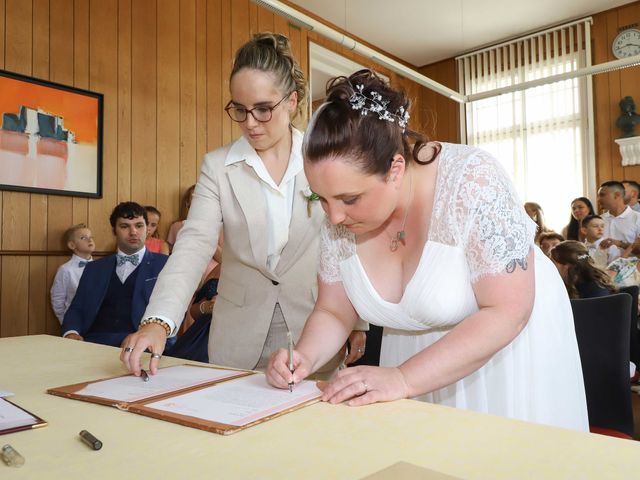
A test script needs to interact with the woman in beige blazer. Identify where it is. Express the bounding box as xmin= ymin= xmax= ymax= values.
xmin=121 ymin=33 xmax=365 ymax=375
